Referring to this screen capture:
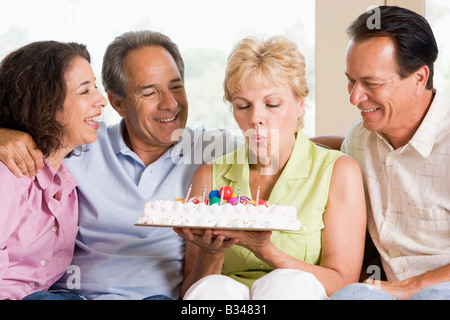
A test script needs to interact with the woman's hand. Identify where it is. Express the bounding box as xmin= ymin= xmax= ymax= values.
xmin=173 ymin=228 xmax=239 ymax=255
xmin=174 ymin=228 xmax=272 ymax=257
xmin=211 ymin=229 xmax=272 ymax=251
